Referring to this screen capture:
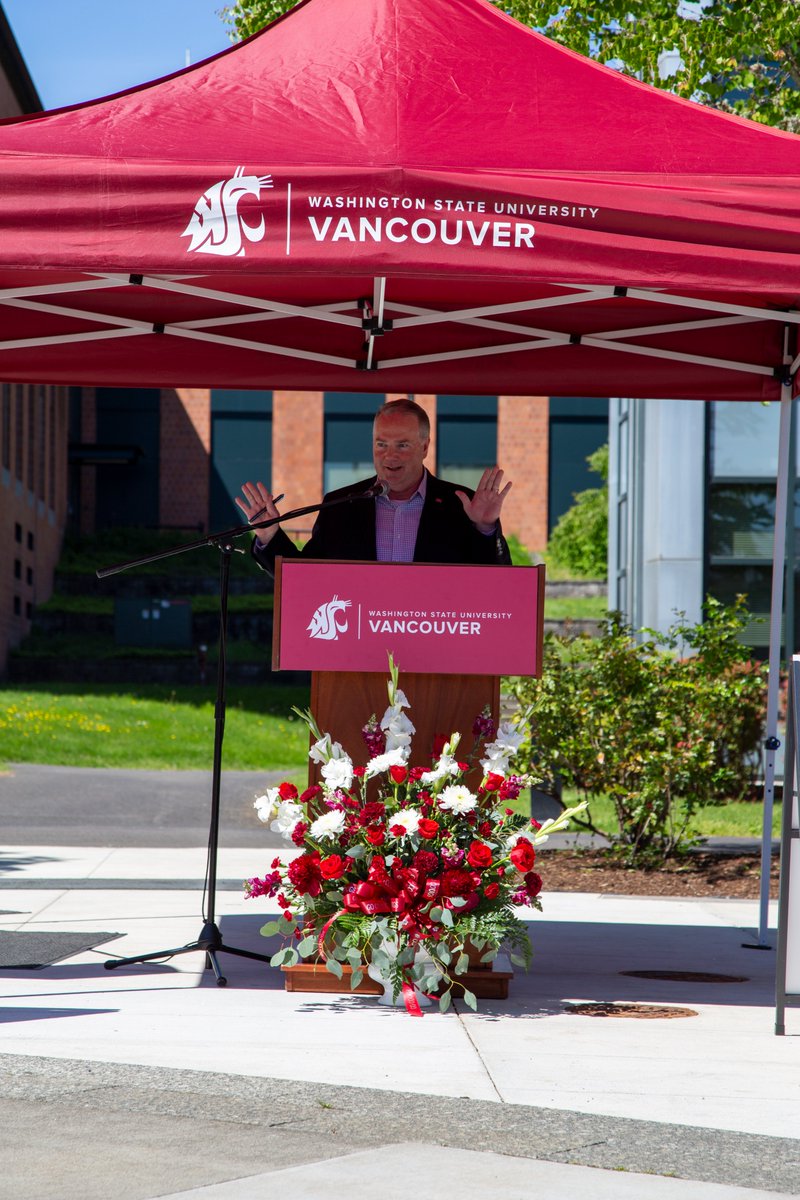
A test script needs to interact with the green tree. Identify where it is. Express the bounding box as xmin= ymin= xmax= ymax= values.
xmin=221 ymin=1 xmax=800 ymax=129
xmin=546 ymin=443 xmax=608 ymax=580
